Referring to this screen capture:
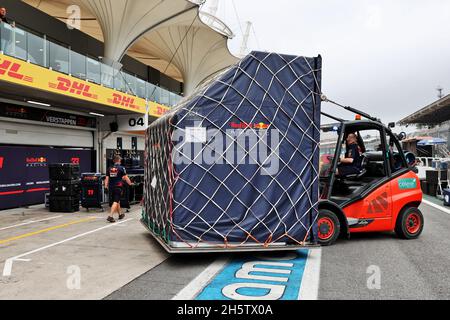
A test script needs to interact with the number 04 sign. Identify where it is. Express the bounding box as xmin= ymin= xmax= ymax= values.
xmin=117 ymin=115 xmax=148 ymax=132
